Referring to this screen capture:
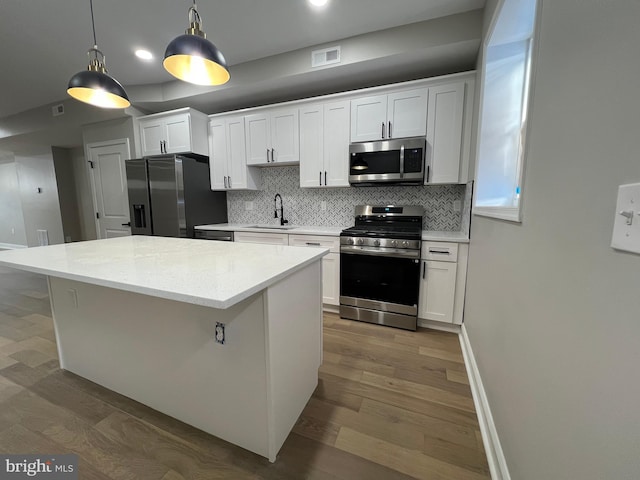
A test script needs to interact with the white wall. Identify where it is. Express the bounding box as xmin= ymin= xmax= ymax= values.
xmin=0 ymin=156 xmax=27 ymax=247
xmin=465 ymin=1 xmax=640 ymax=479
xmin=70 ymin=146 xmax=97 ymax=241
xmin=15 ymin=147 xmax=65 ymax=246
